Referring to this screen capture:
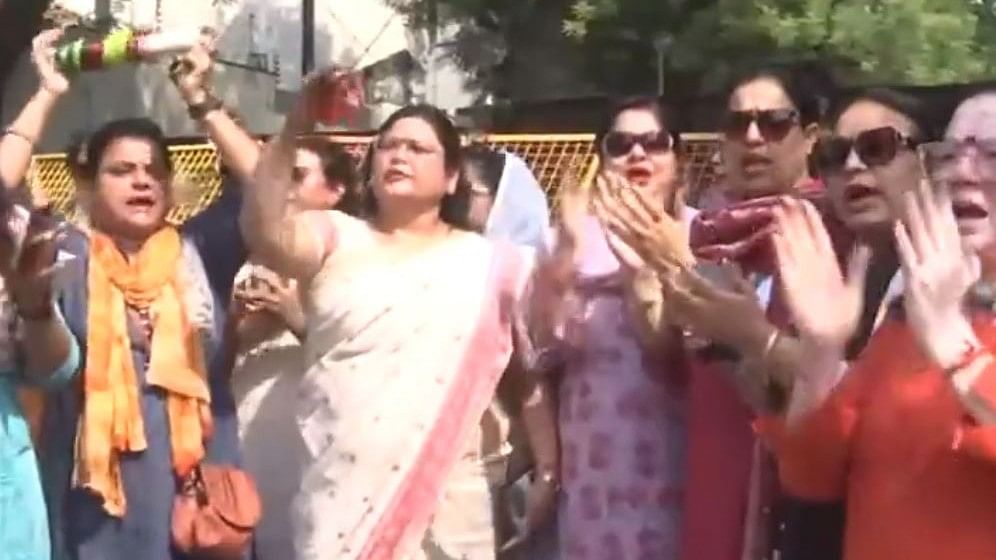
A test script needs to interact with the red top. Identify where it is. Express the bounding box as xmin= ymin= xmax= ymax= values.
xmin=757 ymin=316 xmax=996 ymax=560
